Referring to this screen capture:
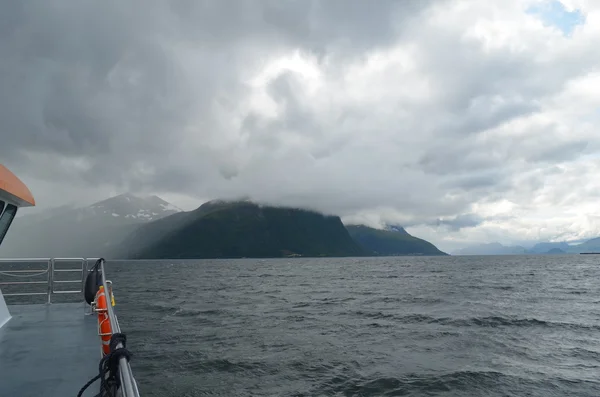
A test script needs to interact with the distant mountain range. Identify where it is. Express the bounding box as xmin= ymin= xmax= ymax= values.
xmin=0 ymin=195 xmax=447 ymax=259
xmin=8 ymin=192 xmax=600 ymax=259
xmin=0 ymin=193 xmax=180 ymax=258
xmin=453 ymin=243 xmax=527 ymax=256
xmin=569 ymin=238 xmax=600 ymax=253
xmin=117 ymin=200 xmax=448 ymax=259
xmin=453 ymin=239 xmax=600 ymax=255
